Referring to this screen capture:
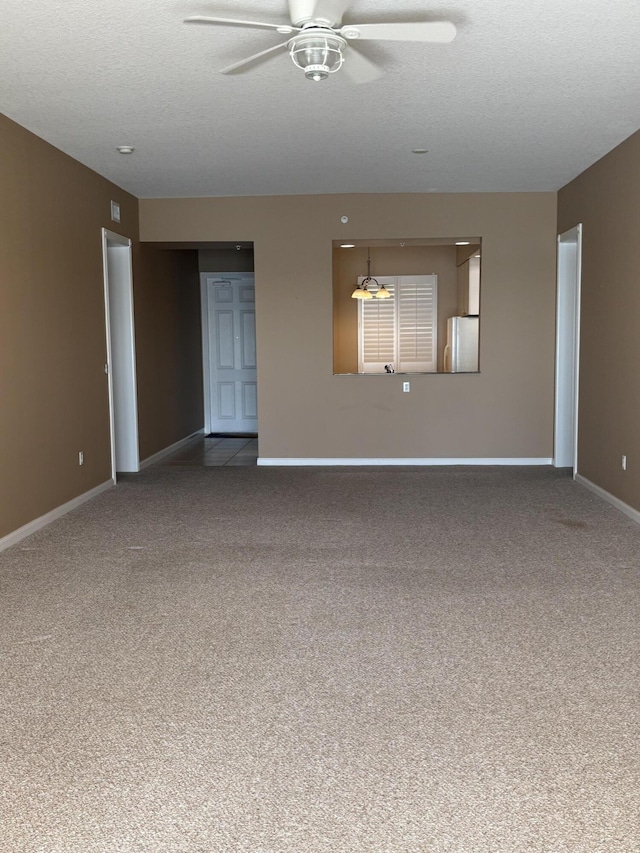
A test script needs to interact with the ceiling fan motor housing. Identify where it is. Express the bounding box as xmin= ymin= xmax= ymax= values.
xmin=289 ymin=0 xmax=340 ymax=28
